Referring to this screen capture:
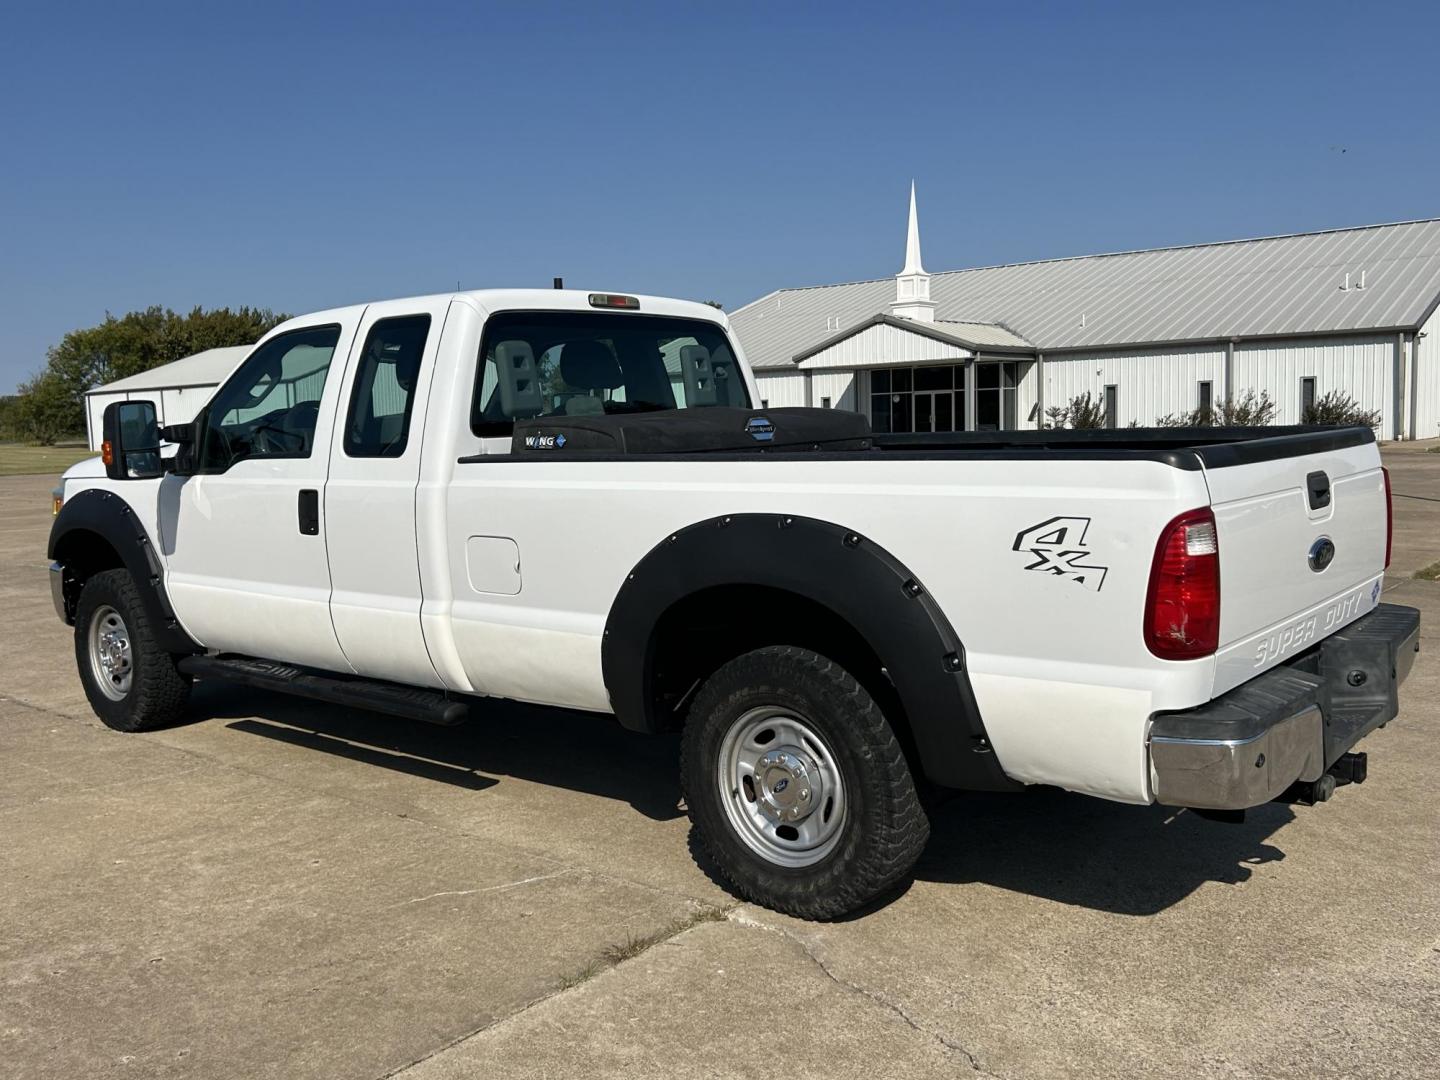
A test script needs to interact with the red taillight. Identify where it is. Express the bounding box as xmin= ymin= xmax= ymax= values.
xmin=1382 ymin=467 xmax=1393 ymax=569
xmin=1144 ymin=507 xmax=1221 ymax=661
